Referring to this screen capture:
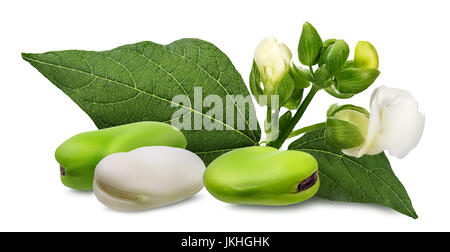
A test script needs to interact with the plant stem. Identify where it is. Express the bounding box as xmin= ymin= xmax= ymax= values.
xmin=267 ymin=85 xmax=320 ymax=149
xmin=288 ymin=122 xmax=326 ymax=139
xmin=266 ymin=106 xmax=272 ymax=123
